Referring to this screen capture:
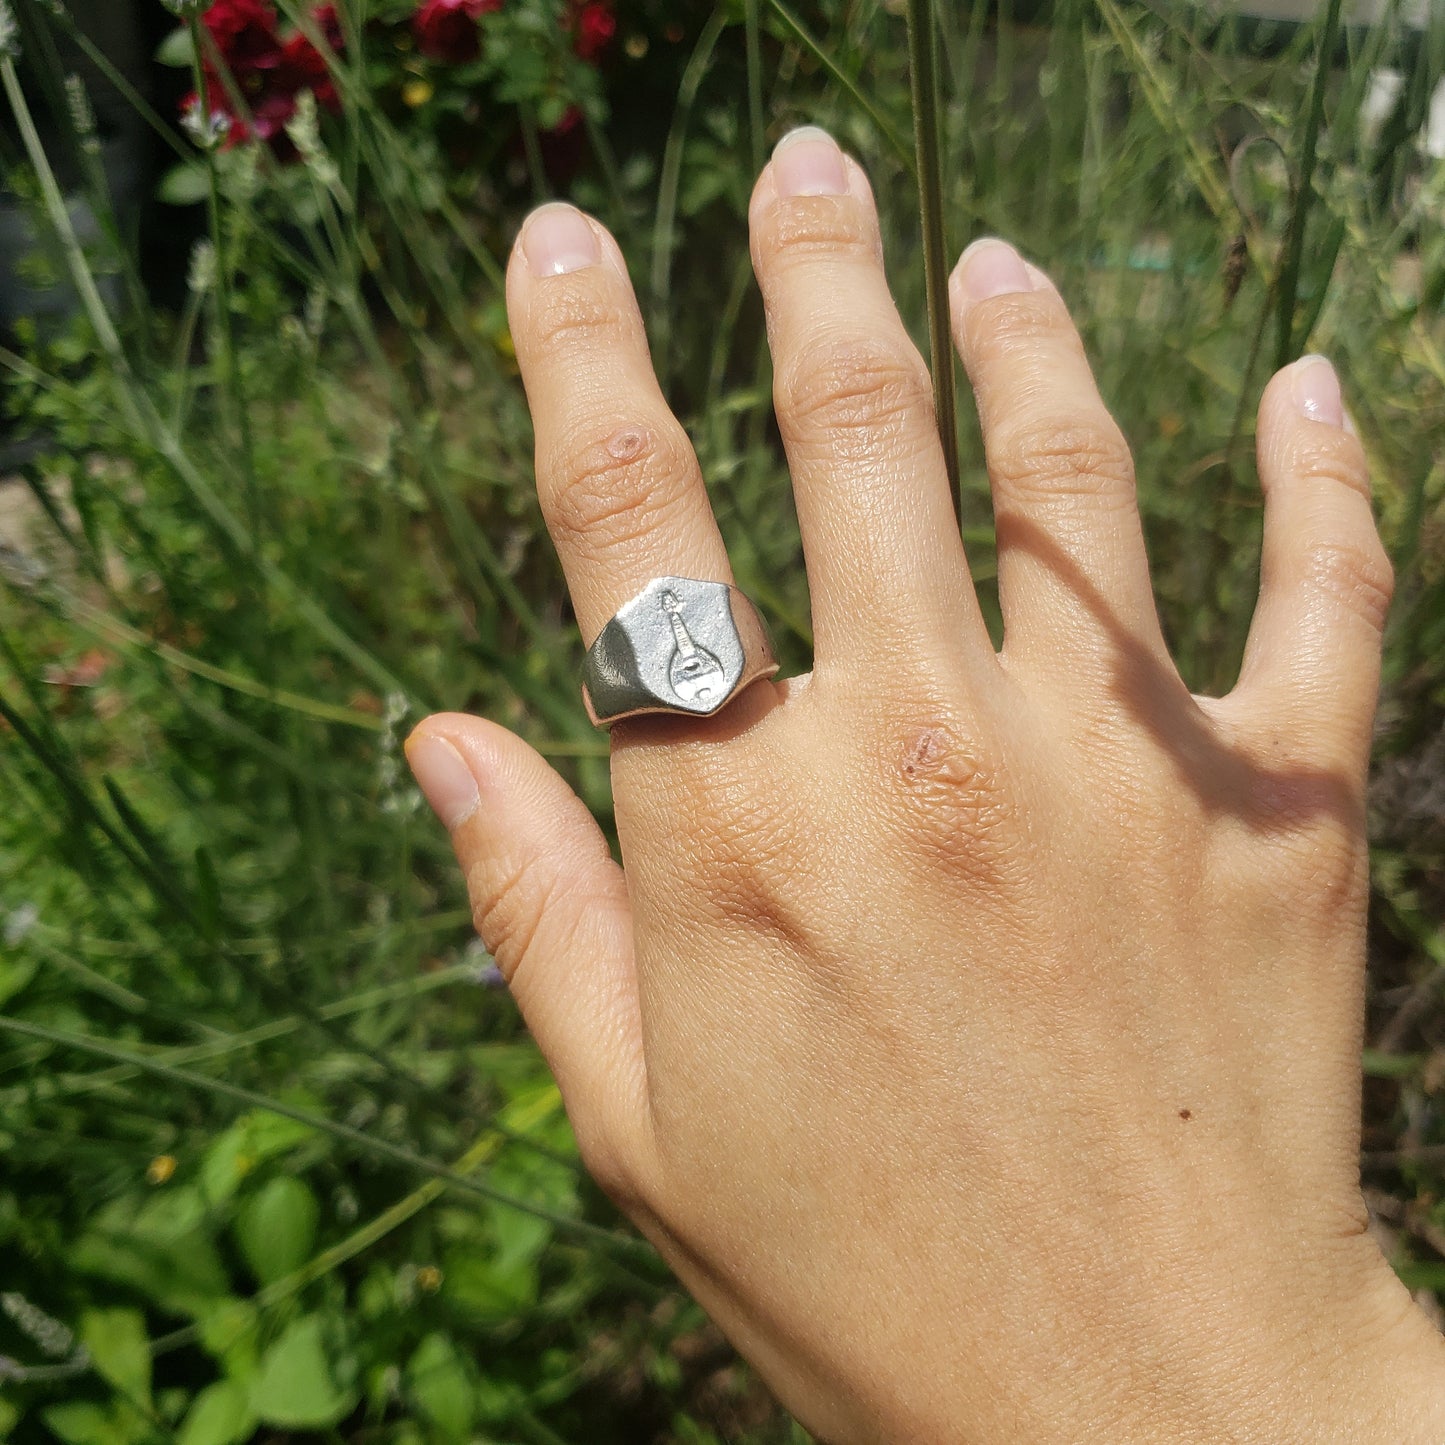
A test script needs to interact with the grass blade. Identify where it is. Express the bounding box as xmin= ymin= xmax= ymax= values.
xmin=1274 ymin=0 xmax=1344 ymax=370
xmin=767 ymin=0 xmax=914 ymax=169
xmin=0 ymin=1014 xmax=647 ymax=1257
xmin=904 ymin=0 xmax=960 ymax=508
